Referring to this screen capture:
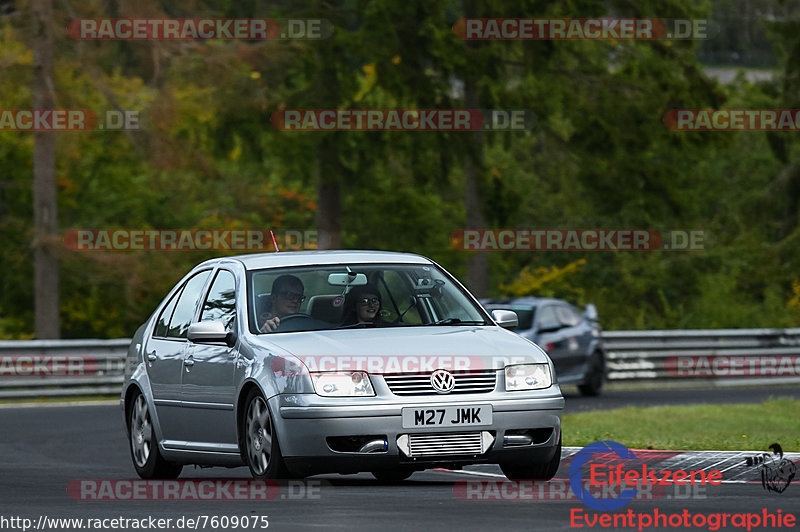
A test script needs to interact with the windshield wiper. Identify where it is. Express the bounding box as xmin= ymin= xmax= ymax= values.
xmin=428 ymin=318 xmax=488 ymax=326
xmin=335 ymin=322 xmax=377 ymax=329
